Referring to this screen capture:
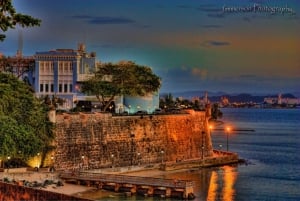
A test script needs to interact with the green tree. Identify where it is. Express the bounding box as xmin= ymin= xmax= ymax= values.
xmin=0 ymin=72 xmax=54 ymax=163
xmin=0 ymin=0 xmax=41 ymax=41
xmin=81 ymin=61 xmax=161 ymax=112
